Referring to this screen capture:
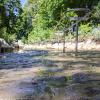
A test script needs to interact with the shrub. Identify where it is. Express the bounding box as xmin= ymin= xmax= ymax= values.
xmin=27 ymin=28 xmax=54 ymax=44
xmin=79 ymin=23 xmax=92 ymax=40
